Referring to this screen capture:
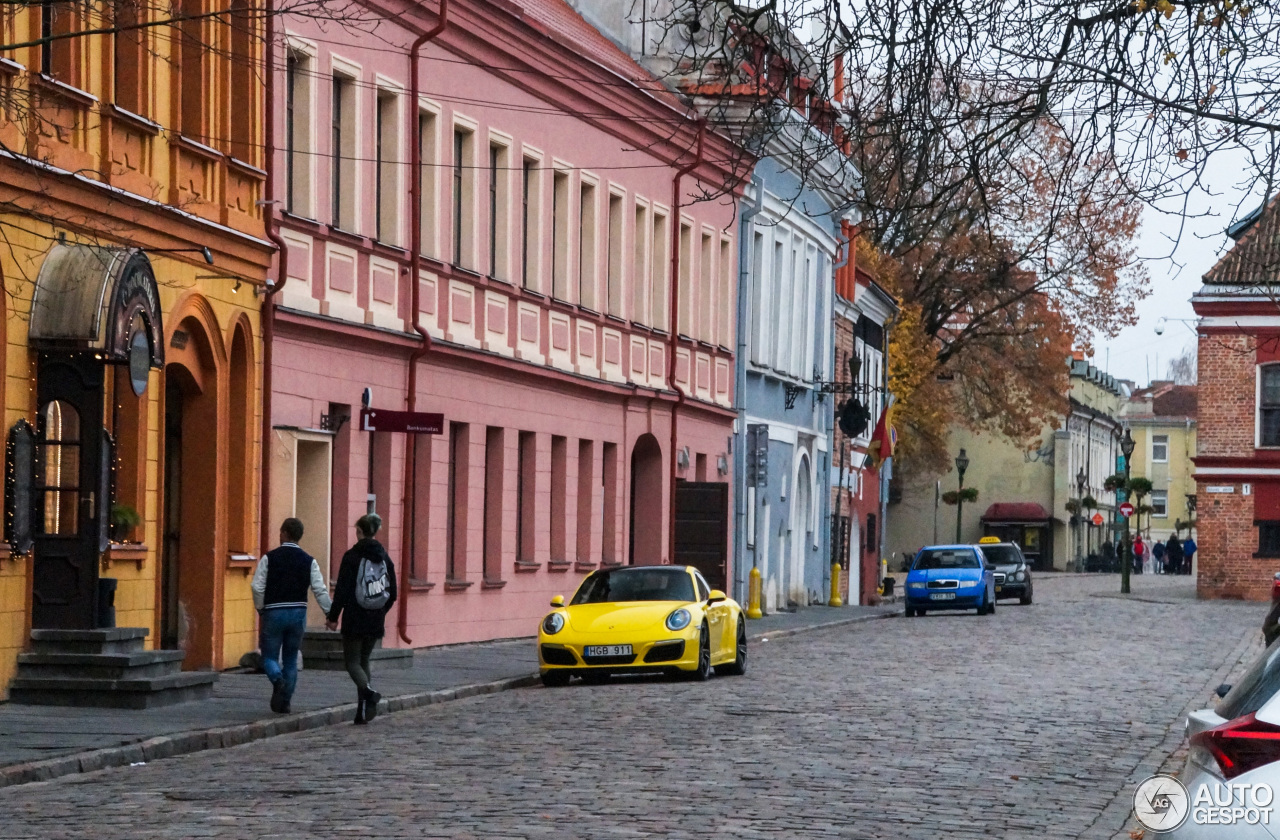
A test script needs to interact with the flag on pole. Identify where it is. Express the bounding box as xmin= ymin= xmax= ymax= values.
xmin=866 ymin=403 xmax=895 ymax=471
